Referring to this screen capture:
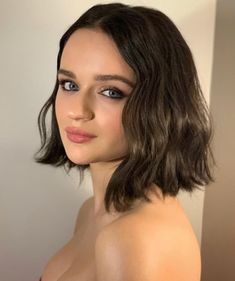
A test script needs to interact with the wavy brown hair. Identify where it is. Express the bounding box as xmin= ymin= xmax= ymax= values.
xmin=34 ymin=3 xmax=214 ymax=212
